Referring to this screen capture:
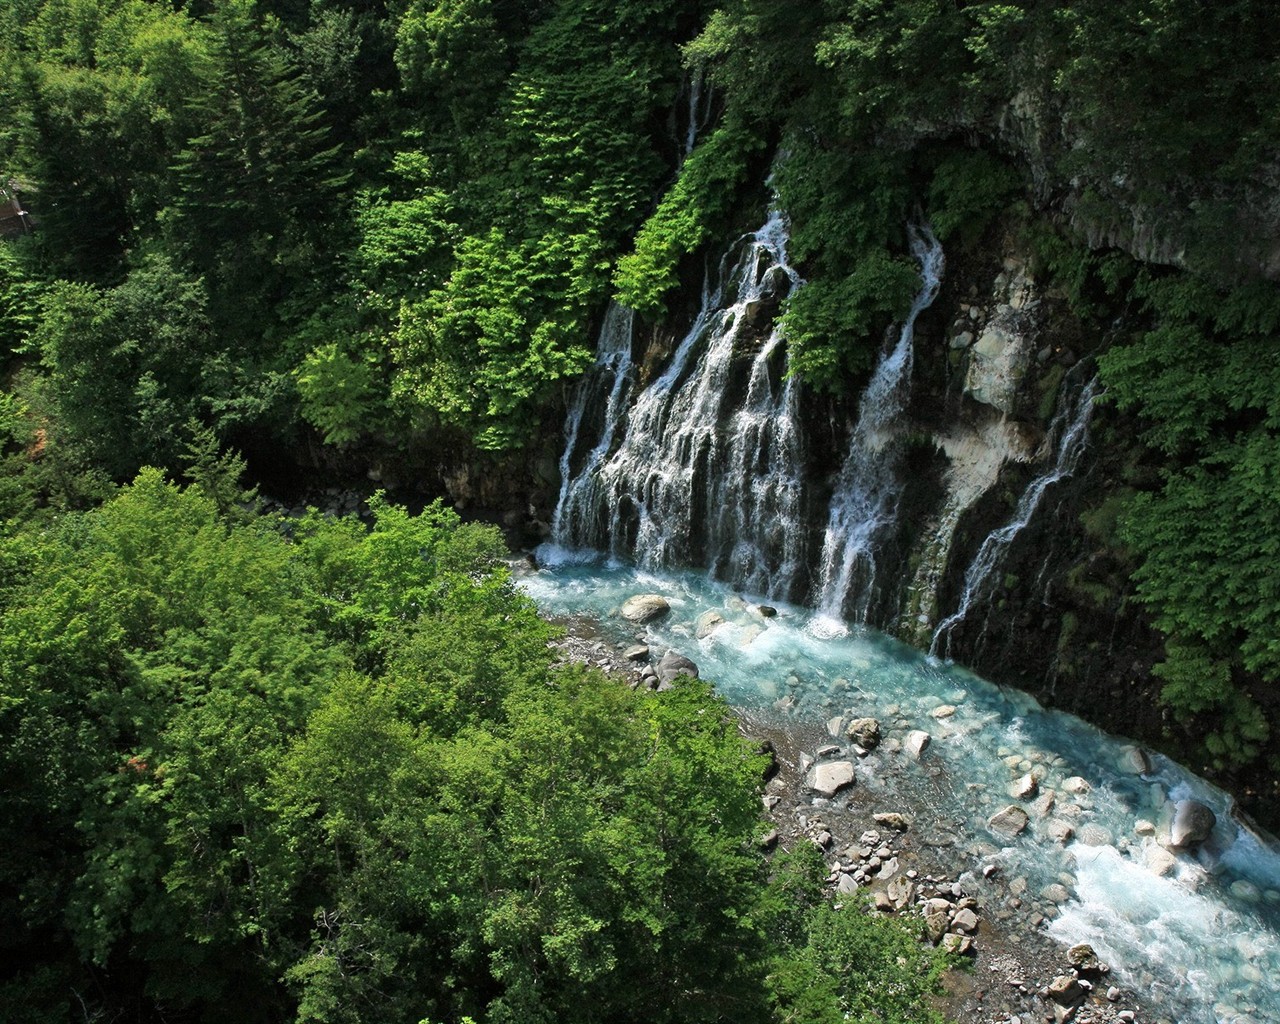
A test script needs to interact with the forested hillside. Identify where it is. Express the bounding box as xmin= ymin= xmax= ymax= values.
xmin=2 ymin=1 xmax=1279 ymax=1018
